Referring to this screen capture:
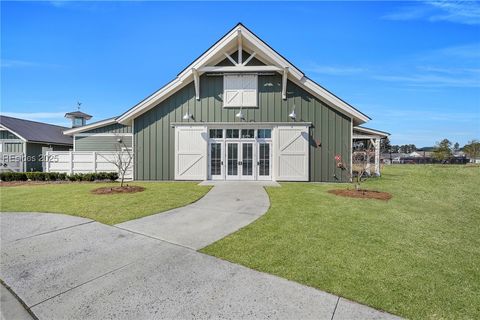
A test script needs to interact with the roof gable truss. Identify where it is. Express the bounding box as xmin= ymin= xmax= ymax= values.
xmin=117 ymin=24 xmax=370 ymax=124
